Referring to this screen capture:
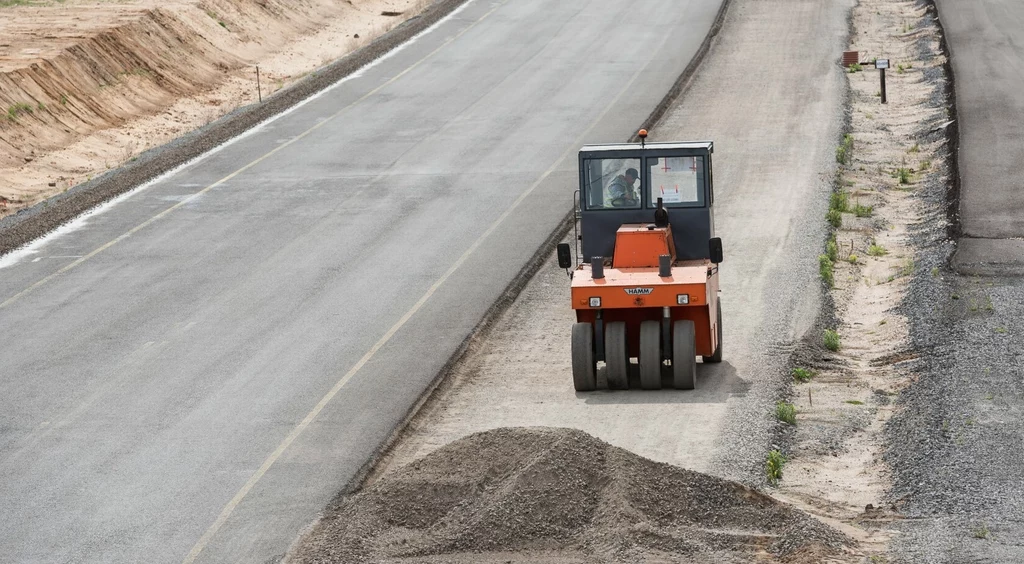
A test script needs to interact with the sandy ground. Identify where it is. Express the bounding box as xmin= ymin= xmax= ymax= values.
xmin=772 ymin=0 xmax=951 ymax=555
xmin=0 ymin=0 xmax=427 ymax=214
